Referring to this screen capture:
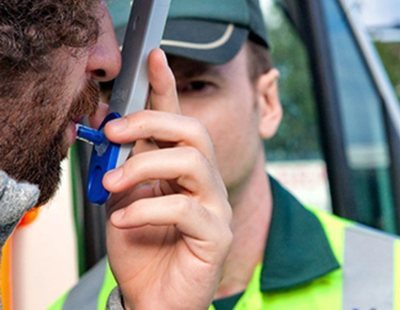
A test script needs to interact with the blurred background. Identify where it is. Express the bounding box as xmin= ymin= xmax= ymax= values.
xmin=2 ymin=0 xmax=400 ymax=309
